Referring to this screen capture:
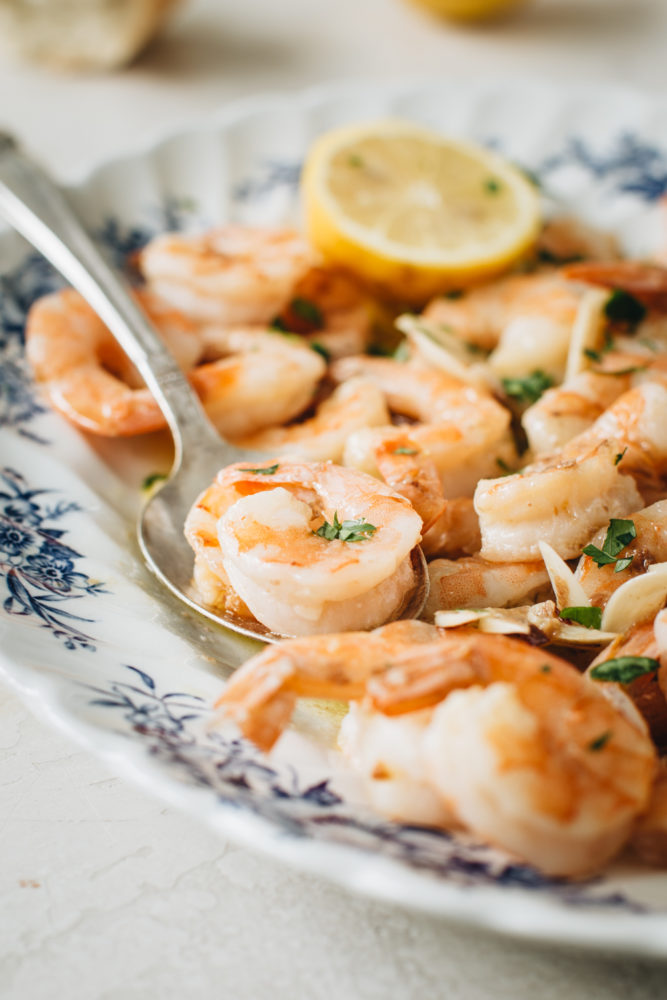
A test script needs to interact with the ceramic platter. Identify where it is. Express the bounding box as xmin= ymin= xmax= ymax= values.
xmin=3 ymin=79 xmax=667 ymax=957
